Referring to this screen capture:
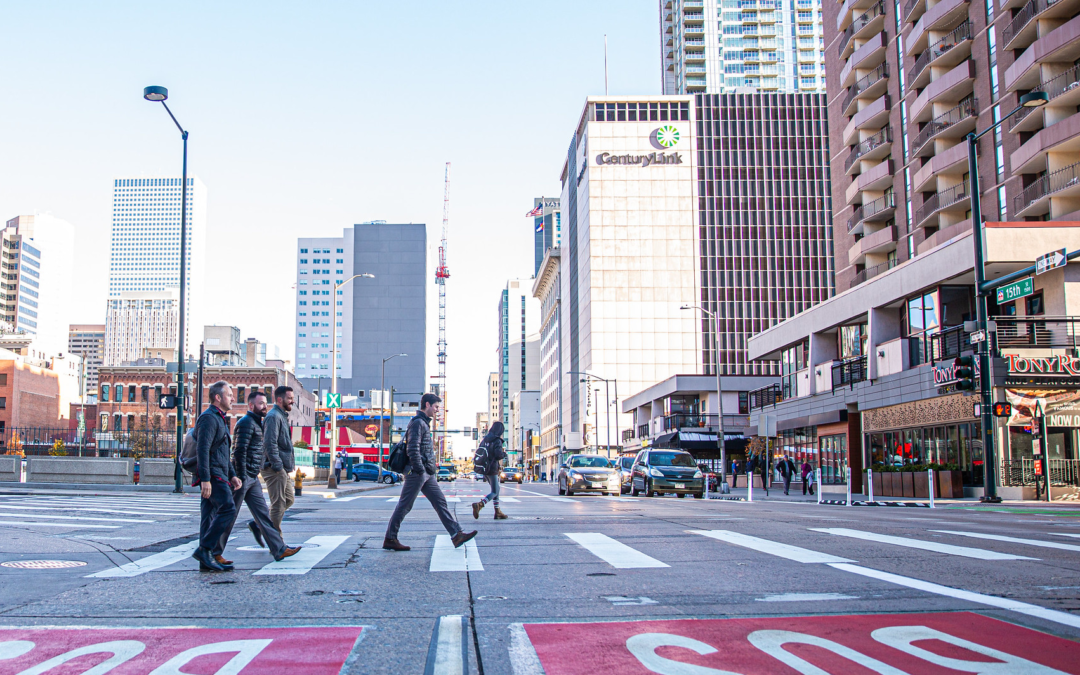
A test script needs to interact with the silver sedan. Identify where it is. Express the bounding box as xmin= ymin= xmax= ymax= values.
xmin=557 ymin=455 xmax=621 ymax=496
